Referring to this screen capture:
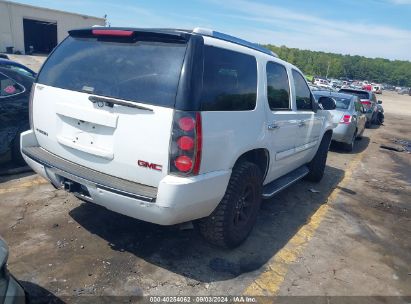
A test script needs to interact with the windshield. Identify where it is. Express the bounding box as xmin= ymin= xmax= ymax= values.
xmin=37 ymin=36 xmax=187 ymax=107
